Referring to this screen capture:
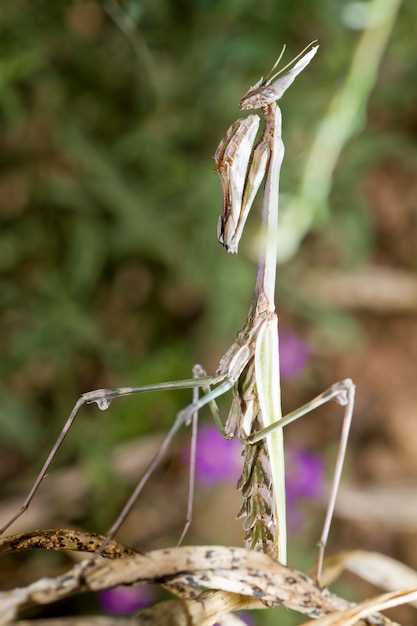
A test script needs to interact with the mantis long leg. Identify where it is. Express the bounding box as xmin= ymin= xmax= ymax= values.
xmin=177 ymin=365 xmax=201 ymax=546
xmin=177 ymin=364 xmax=227 ymax=546
xmin=104 ymin=405 xmax=189 ymax=543
xmin=247 ymin=378 xmax=356 ymax=585
xmin=177 ymin=379 xmax=235 ymax=425
xmin=103 ymin=375 xmax=235 ymax=550
xmin=0 ymin=374 xmax=226 ymax=537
